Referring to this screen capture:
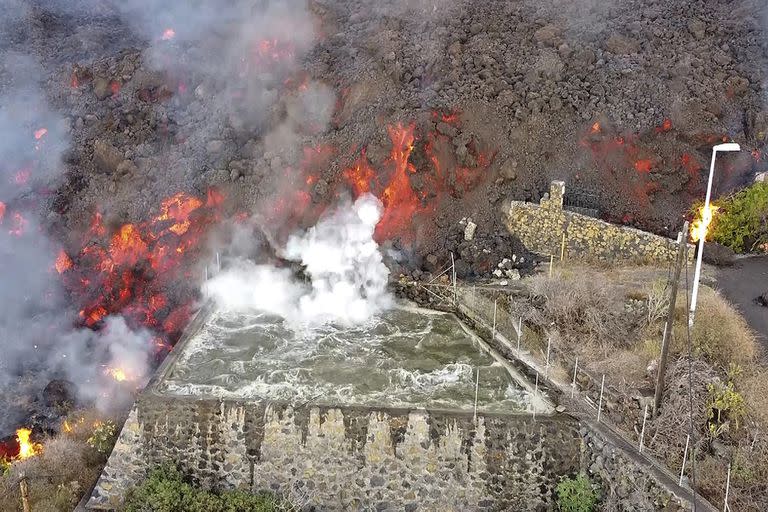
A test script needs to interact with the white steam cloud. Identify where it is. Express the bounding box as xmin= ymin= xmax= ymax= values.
xmin=204 ymin=194 xmax=392 ymax=327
